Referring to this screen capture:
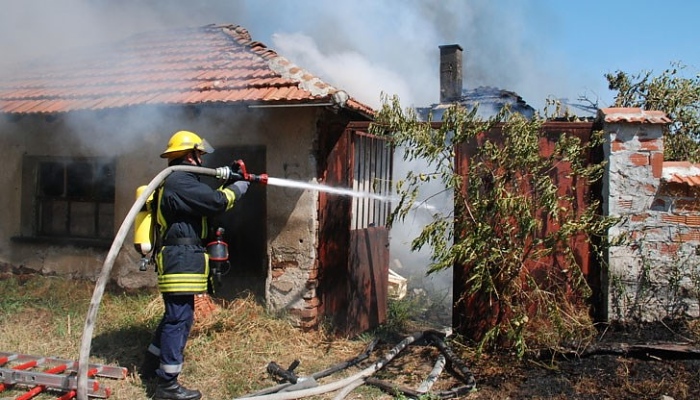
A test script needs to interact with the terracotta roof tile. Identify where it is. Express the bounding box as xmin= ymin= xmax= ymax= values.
xmin=598 ymin=107 xmax=671 ymax=124
xmin=662 ymin=161 xmax=700 ymax=186
xmin=0 ymin=24 xmax=373 ymax=117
